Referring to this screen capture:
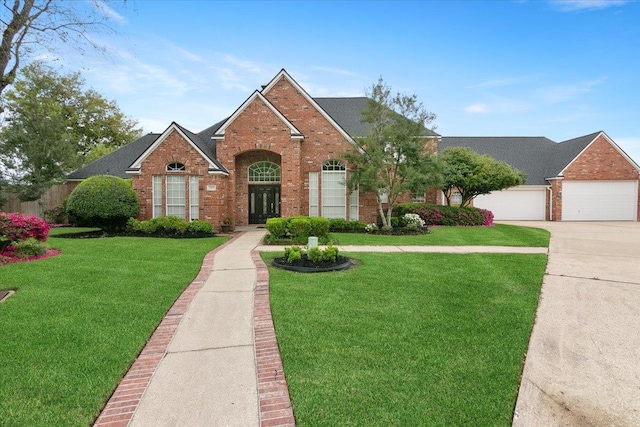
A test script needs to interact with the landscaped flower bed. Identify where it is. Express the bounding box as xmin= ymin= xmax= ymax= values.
xmin=0 ymin=212 xmax=54 ymax=265
xmin=272 ymin=245 xmax=352 ymax=273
